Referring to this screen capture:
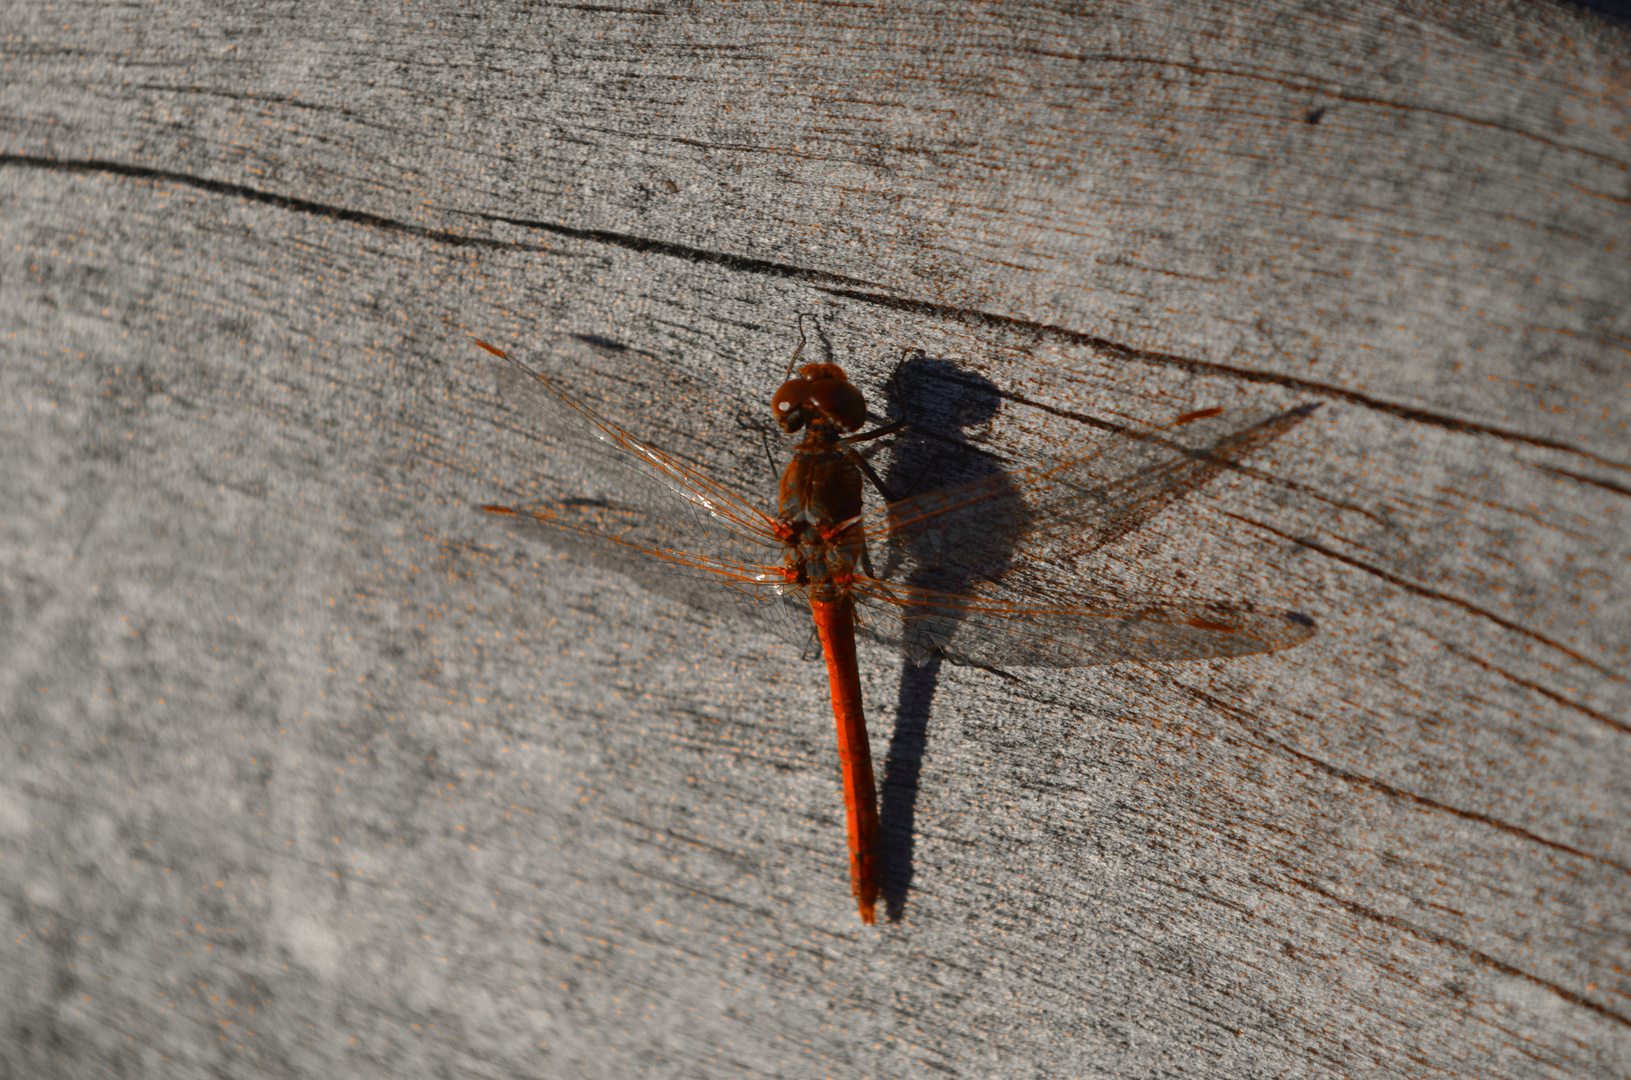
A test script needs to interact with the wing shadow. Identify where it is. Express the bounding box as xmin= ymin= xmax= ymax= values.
xmin=873 ymin=360 xmax=1318 ymax=921
xmin=874 ymin=354 xmax=1014 ymax=923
